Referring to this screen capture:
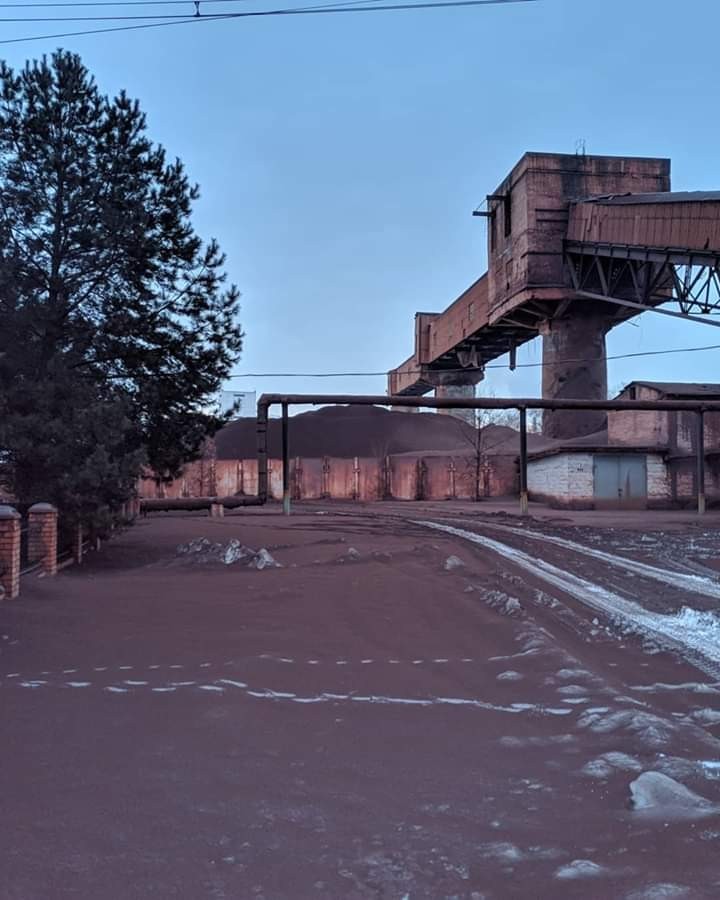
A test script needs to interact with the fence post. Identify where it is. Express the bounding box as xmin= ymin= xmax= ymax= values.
xmin=383 ymin=456 xmax=392 ymax=500
xmin=0 ymin=505 xmax=21 ymax=599
xmin=353 ymin=457 xmax=360 ymax=501
xmin=448 ymin=458 xmax=456 ymax=500
xmin=321 ymin=457 xmax=330 ymax=499
xmin=28 ymin=503 xmax=58 ymax=577
xmin=74 ymin=524 xmax=84 ymax=565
